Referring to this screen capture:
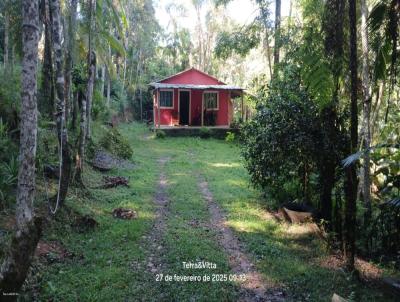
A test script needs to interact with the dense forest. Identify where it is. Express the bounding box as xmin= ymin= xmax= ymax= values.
xmin=0 ymin=0 xmax=399 ymax=301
